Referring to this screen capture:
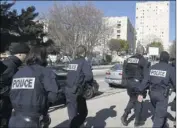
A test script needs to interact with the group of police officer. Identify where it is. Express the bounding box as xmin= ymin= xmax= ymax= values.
xmin=121 ymin=46 xmax=176 ymax=128
xmin=0 ymin=42 xmax=93 ymax=128
xmin=0 ymin=39 xmax=176 ymax=128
